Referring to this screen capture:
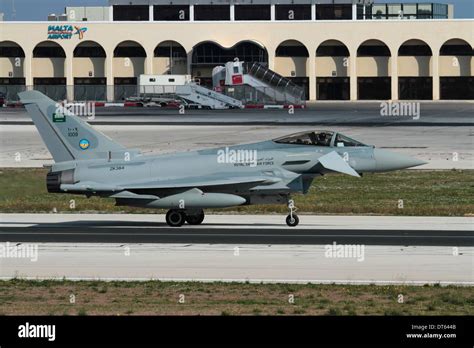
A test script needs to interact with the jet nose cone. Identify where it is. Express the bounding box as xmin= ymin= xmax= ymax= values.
xmin=374 ymin=149 xmax=427 ymax=171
